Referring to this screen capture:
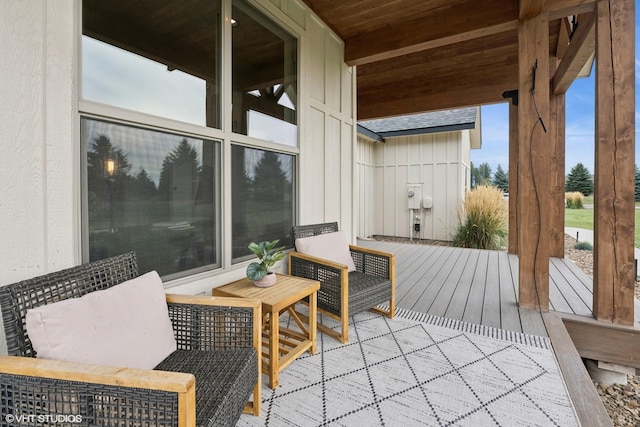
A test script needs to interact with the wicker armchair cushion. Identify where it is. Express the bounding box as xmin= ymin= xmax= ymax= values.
xmin=25 ymin=271 xmax=176 ymax=369
xmin=295 ymin=230 xmax=356 ymax=272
